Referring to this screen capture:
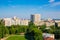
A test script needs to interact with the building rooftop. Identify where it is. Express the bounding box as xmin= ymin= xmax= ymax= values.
xmin=43 ymin=33 xmax=54 ymax=38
